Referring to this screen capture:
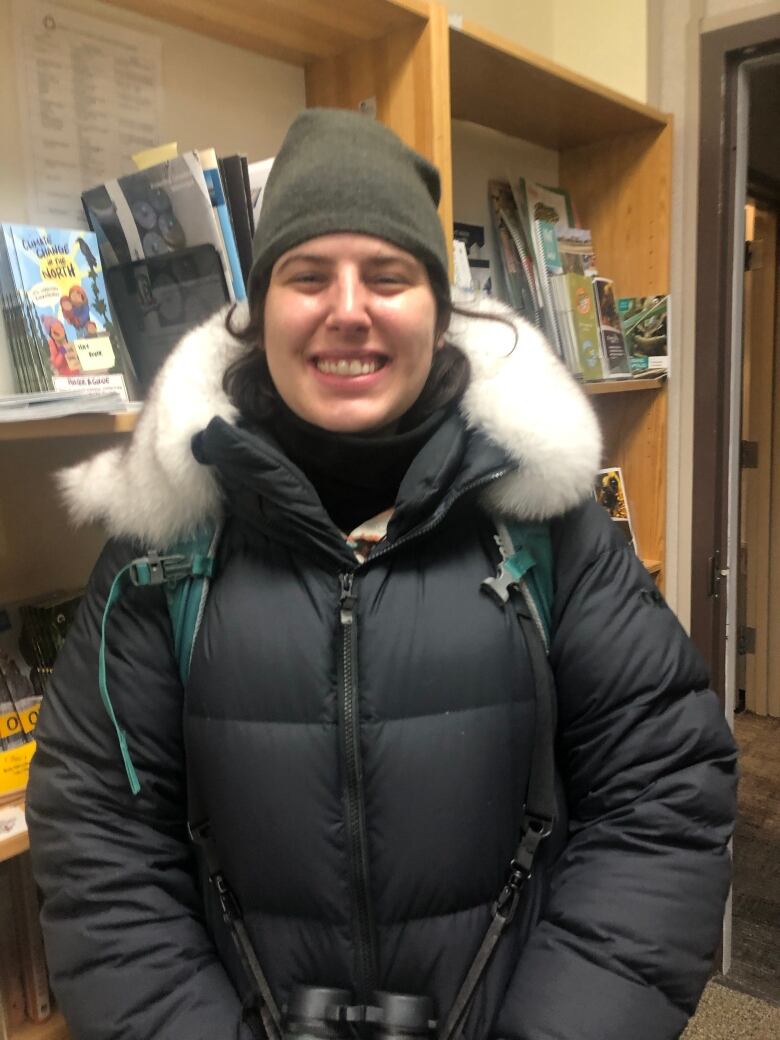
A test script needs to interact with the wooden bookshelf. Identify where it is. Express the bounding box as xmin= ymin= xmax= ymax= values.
xmin=2 ymin=2 xmax=673 ymax=1022
xmin=446 ymin=16 xmax=671 ymax=586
